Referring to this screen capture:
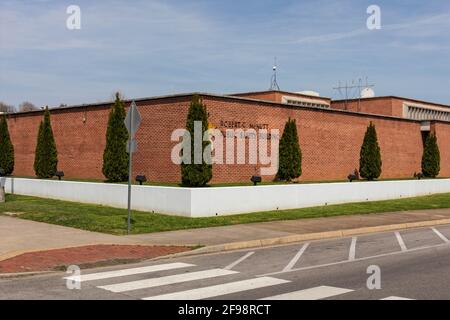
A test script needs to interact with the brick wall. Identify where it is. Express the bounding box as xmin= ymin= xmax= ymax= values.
xmin=7 ymin=96 xmax=193 ymax=182
xmin=331 ymin=97 xmax=450 ymax=118
xmin=433 ymin=122 xmax=450 ymax=177
xmin=204 ymin=96 xmax=425 ymax=182
xmin=232 ymin=91 xmax=279 ymax=102
xmin=331 ymin=97 xmax=395 ymax=116
xmin=8 ymin=105 xmax=112 ymax=179
xmin=232 ymin=91 xmax=330 ymax=105
xmin=6 ymin=94 xmax=449 ymax=183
